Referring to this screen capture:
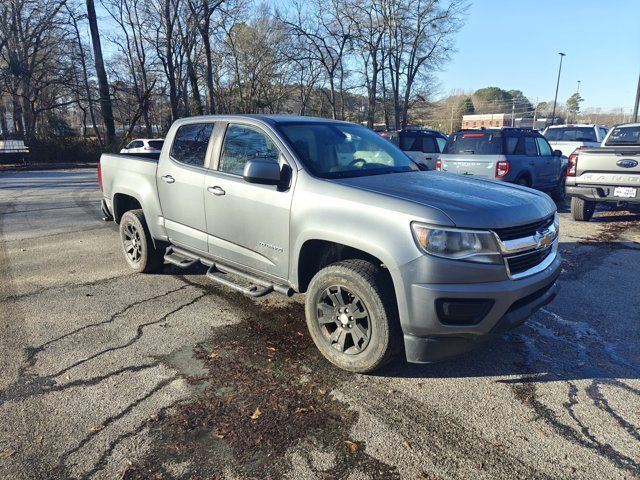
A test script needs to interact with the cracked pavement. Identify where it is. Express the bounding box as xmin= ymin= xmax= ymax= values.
xmin=0 ymin=169 xmax=638 ymax=479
